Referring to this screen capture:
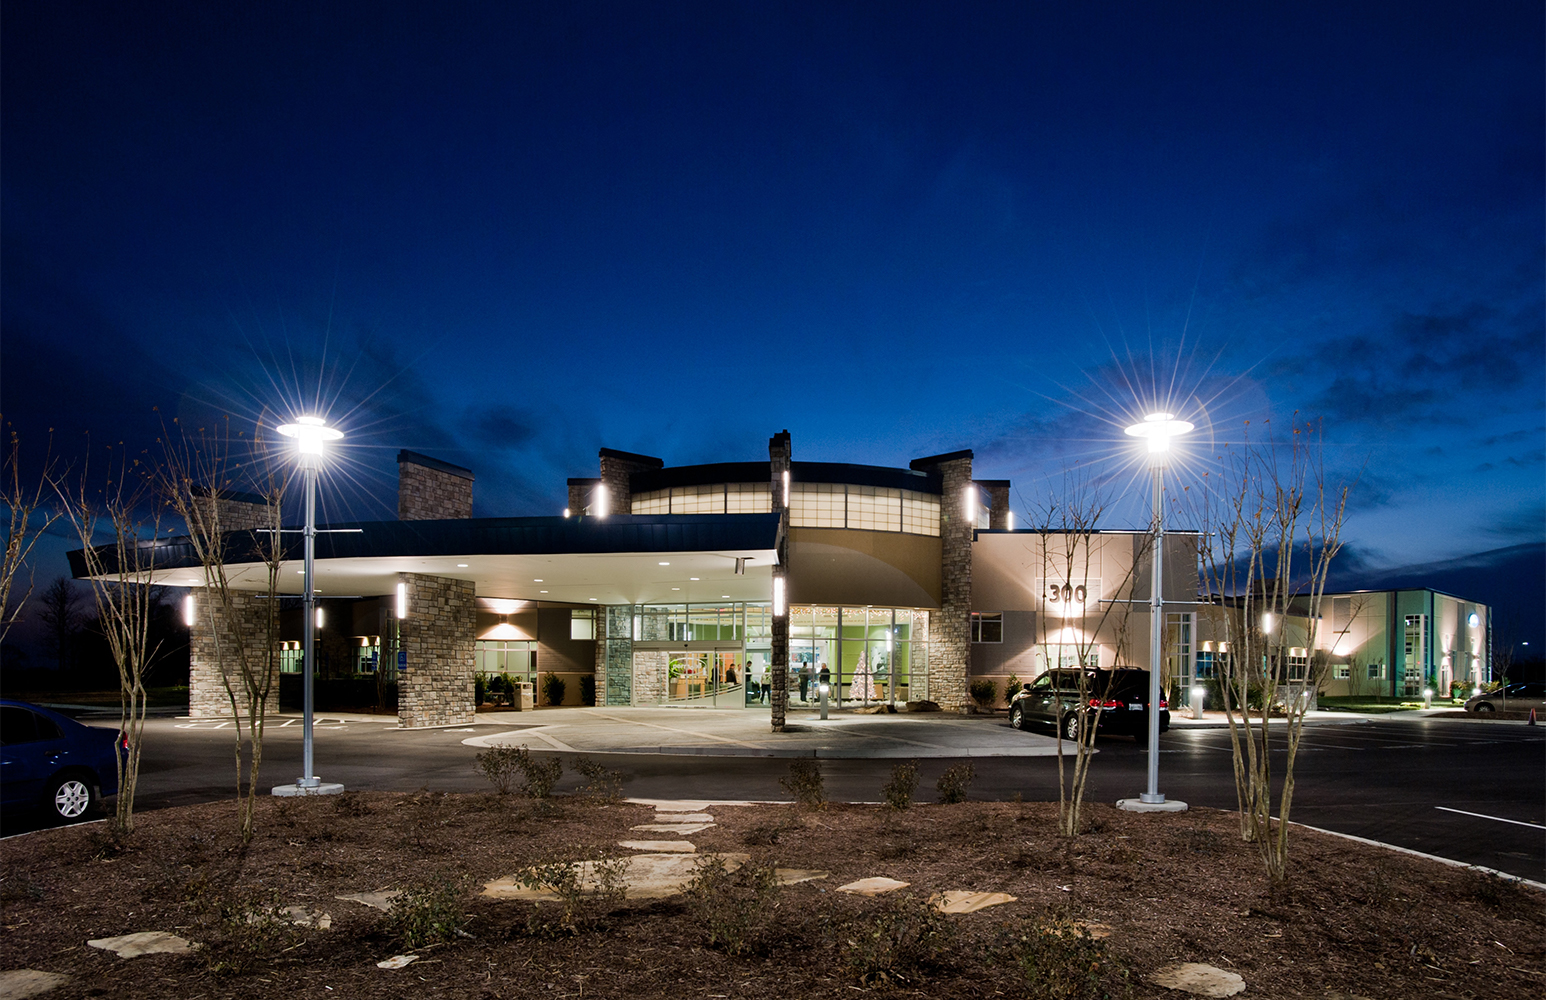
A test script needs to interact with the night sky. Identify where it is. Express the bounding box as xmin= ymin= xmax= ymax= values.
xmin=3 ymin=3 xmax=1542 ymax=642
